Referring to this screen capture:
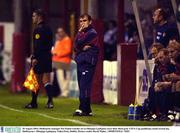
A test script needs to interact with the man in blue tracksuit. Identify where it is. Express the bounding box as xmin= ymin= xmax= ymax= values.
xmin=153 ymin=8 xmax=179 ymax=47
xmin=73 ymin=14 xmax=99 ymax=116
